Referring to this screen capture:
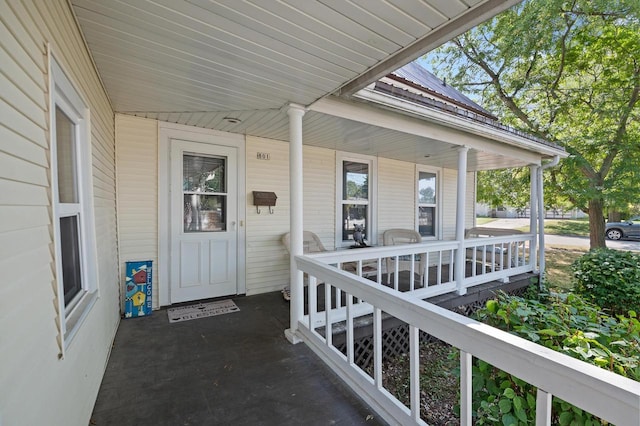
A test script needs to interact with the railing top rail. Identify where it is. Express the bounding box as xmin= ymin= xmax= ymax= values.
xmin=306 ymin=240 xmax=459 ymax=263
xmin=295 ymin=255 xmax=640 ymax=425
xmin=464 ymin=233 xmax=535 ymax=246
